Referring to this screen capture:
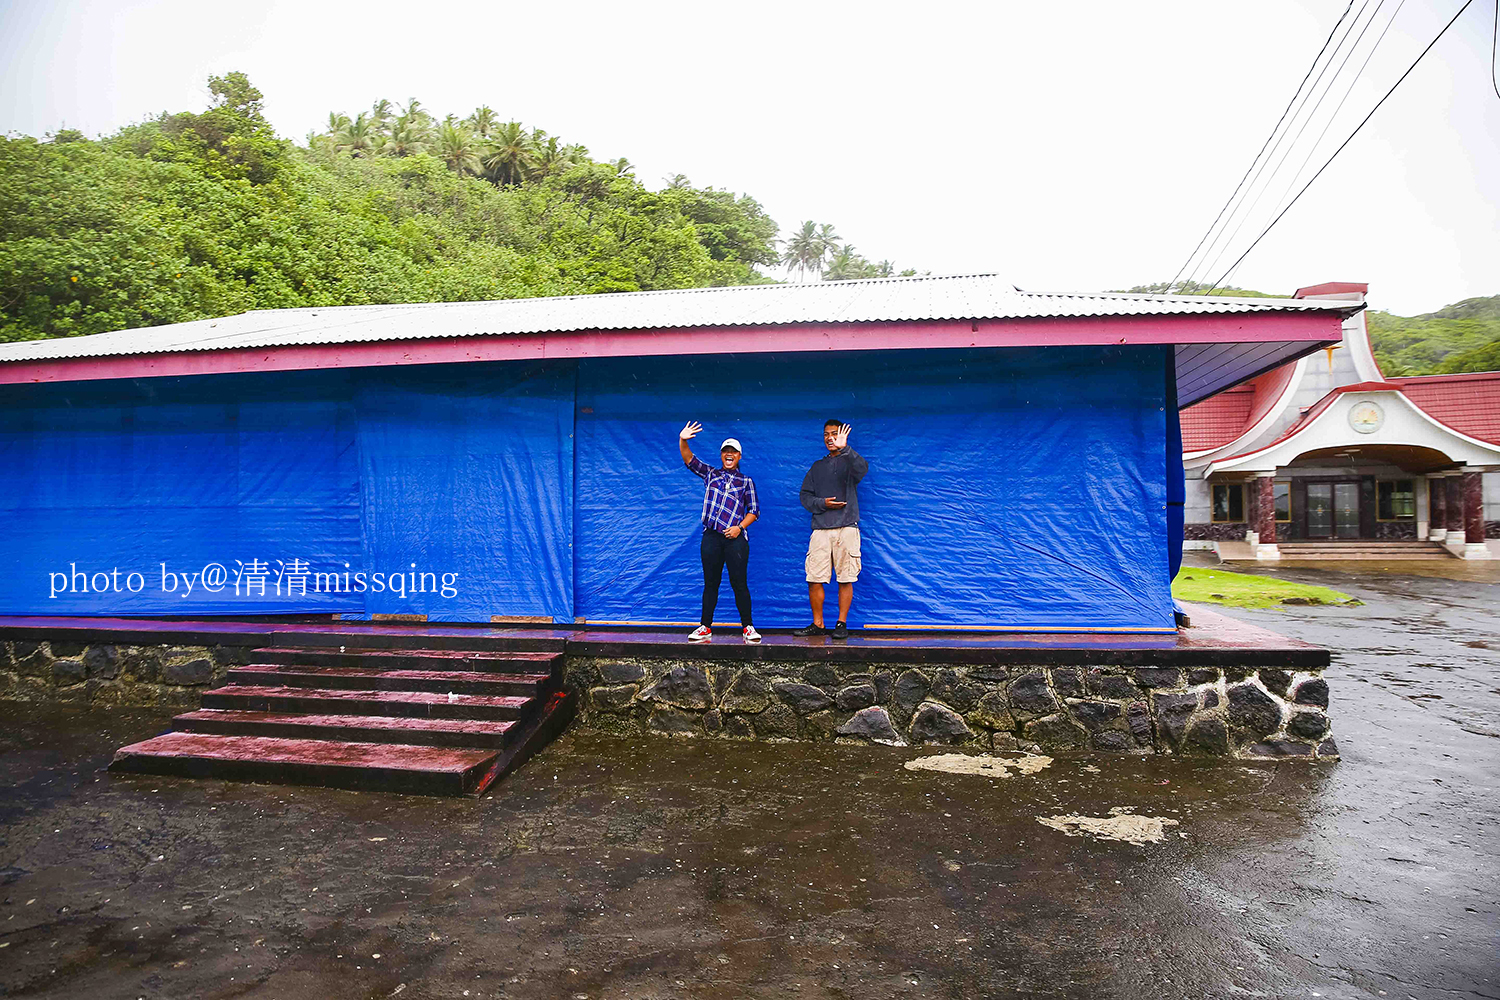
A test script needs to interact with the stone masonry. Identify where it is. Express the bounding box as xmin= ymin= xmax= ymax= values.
xmin=568 ymin=657 xmax=1337 ymax=760
xmin=0 ymin=640 xmax=250 ymax=707
xmin=1 ymin=639 xmax=1336 ymax=760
